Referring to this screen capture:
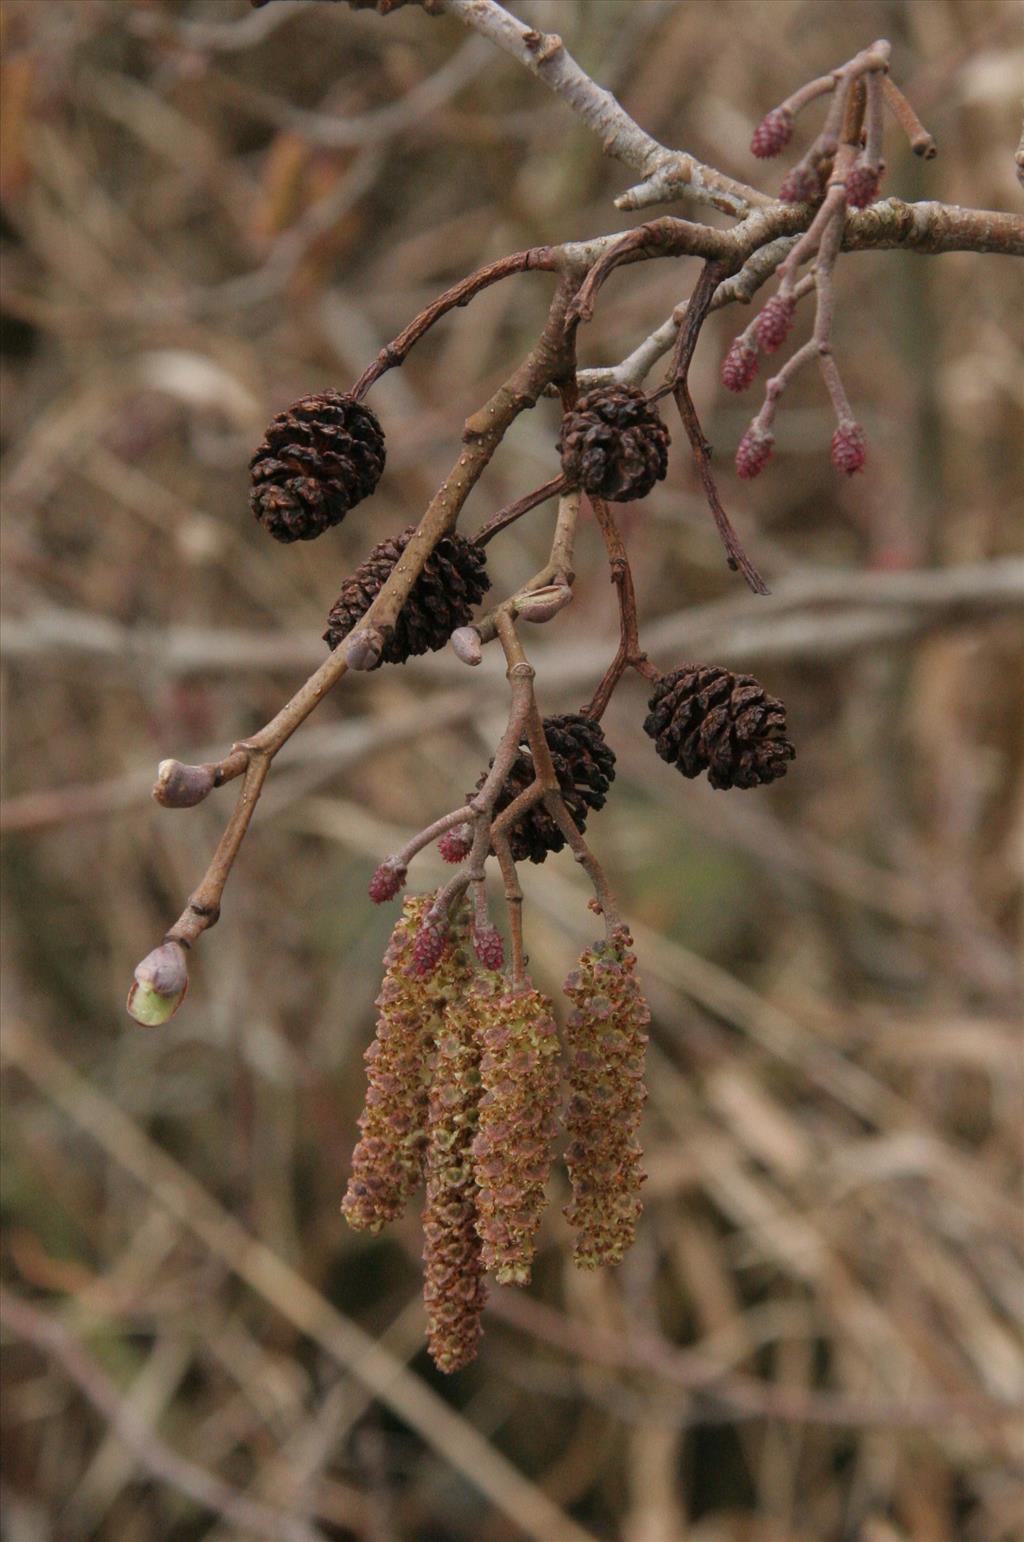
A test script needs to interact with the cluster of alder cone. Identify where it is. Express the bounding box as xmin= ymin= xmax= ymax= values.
xmin=236 ymin=336 xmax=796 ymax=1367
